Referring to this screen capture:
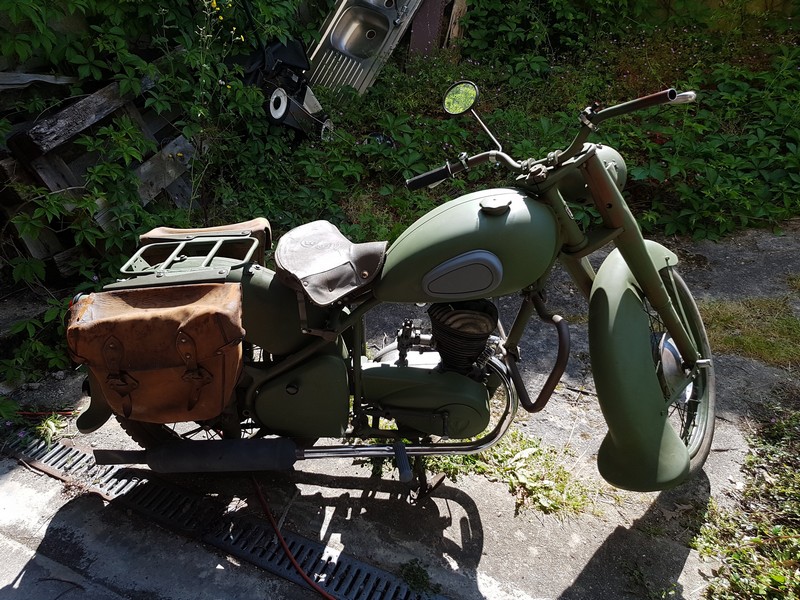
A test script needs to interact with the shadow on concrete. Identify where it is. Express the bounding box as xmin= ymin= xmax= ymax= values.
xmin=184 ymin=467 xmax=487 ymax=598
xmin=0 ymin=464 xmax=486 ymax=600
xmin=559 ymin=471 xmax=713 ymax=600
